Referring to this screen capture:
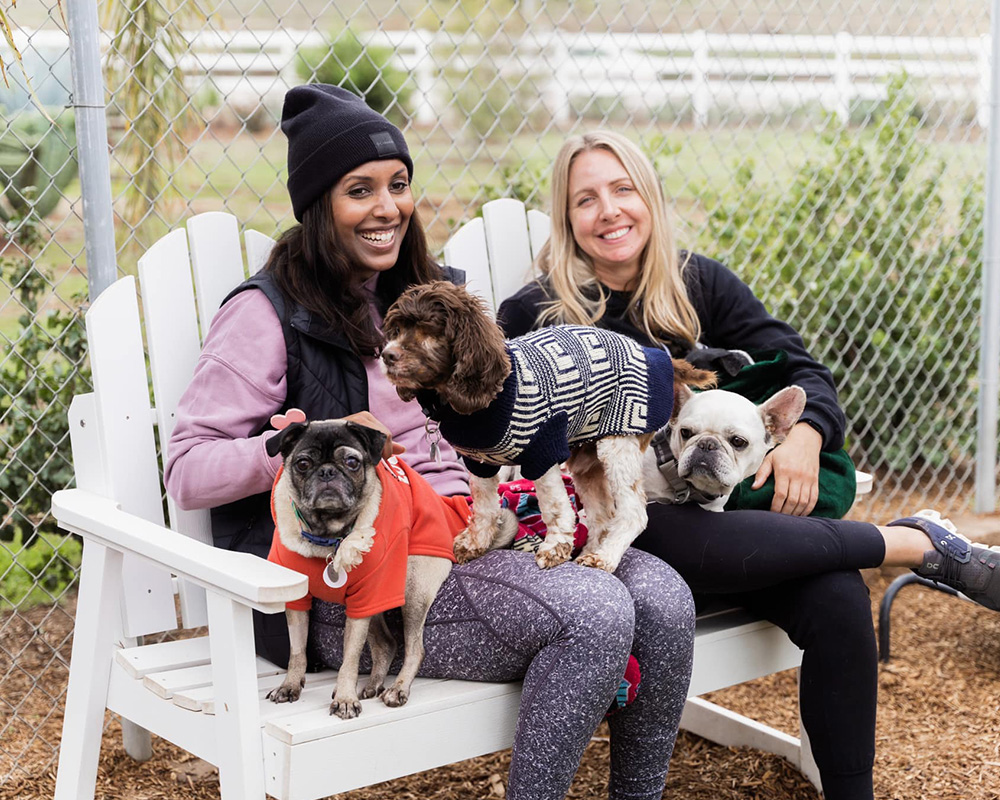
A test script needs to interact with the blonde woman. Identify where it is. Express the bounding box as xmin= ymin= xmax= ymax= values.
xmin=497 ymin=130 xmax=1000 ymax=800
